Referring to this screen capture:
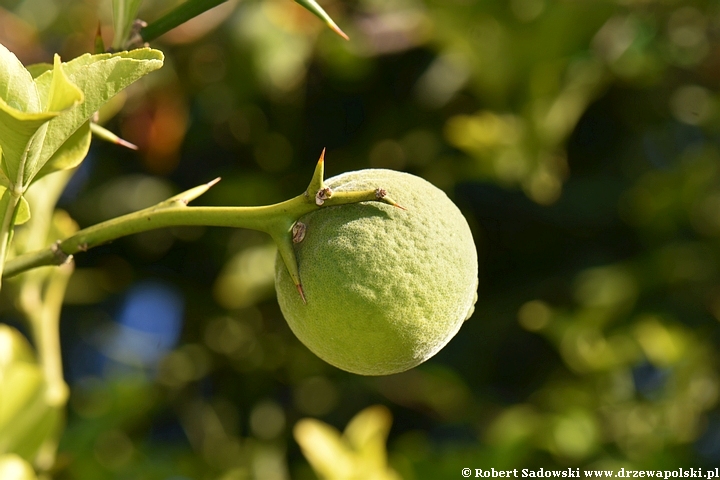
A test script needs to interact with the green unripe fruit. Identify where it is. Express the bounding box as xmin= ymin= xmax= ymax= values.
xmin=275 ymin=169 xmax=478 ymax=375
